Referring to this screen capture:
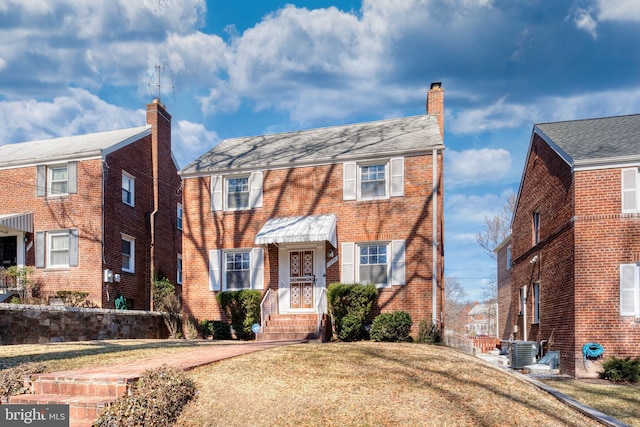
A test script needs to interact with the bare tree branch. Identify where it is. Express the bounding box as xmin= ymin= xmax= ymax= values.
xmin=476 ymin=192 xmax=516 ymax=260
